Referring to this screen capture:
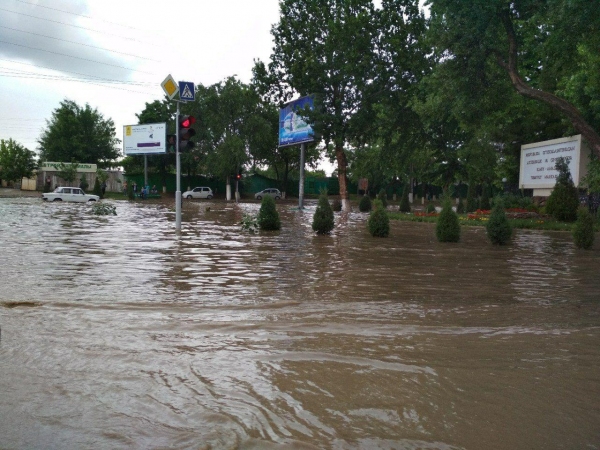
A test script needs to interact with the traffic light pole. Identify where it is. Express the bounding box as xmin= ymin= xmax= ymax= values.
xmin=175 ymin=101 xmax=182 ymax=232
